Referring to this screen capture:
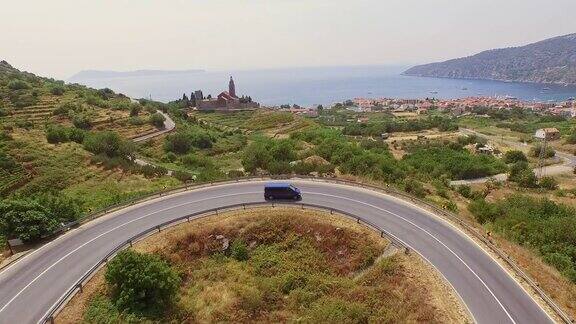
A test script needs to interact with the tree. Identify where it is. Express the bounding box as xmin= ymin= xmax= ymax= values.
xmin=242 ymin=141 xmax=272 ymax=173
xmin=150 ymin=112 xmax=166 ymax=129
xmin=0 ymin=194 xmax=80 ymax=242
xmin=508 ymin=161 xmax=538 ymax=188
xmin=129 ymin=104 xmax=142 ymax=117
xmin=164 ymin=132 xmax=193 ymax=154
xmin=503 ymin=150 xmax=527 ymax=164
xmin=83 ymin=131 xmax=134 ymax=158
xmin=73 ymin=114 xmax=92 ymax=130
xmin=46 ymin=125 xmax=69 ymax=144
xmin=8 ymin=80 xmax=30 ymax=90
xmin=105 ymin=250 xmax=180 ymax=314
xmin=50 ymin=85 xmax=65 ymax=96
